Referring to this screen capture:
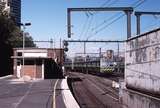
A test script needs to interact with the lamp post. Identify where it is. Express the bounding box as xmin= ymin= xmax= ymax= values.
xmin=20 ymin=23 xmax=31 ymax=78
